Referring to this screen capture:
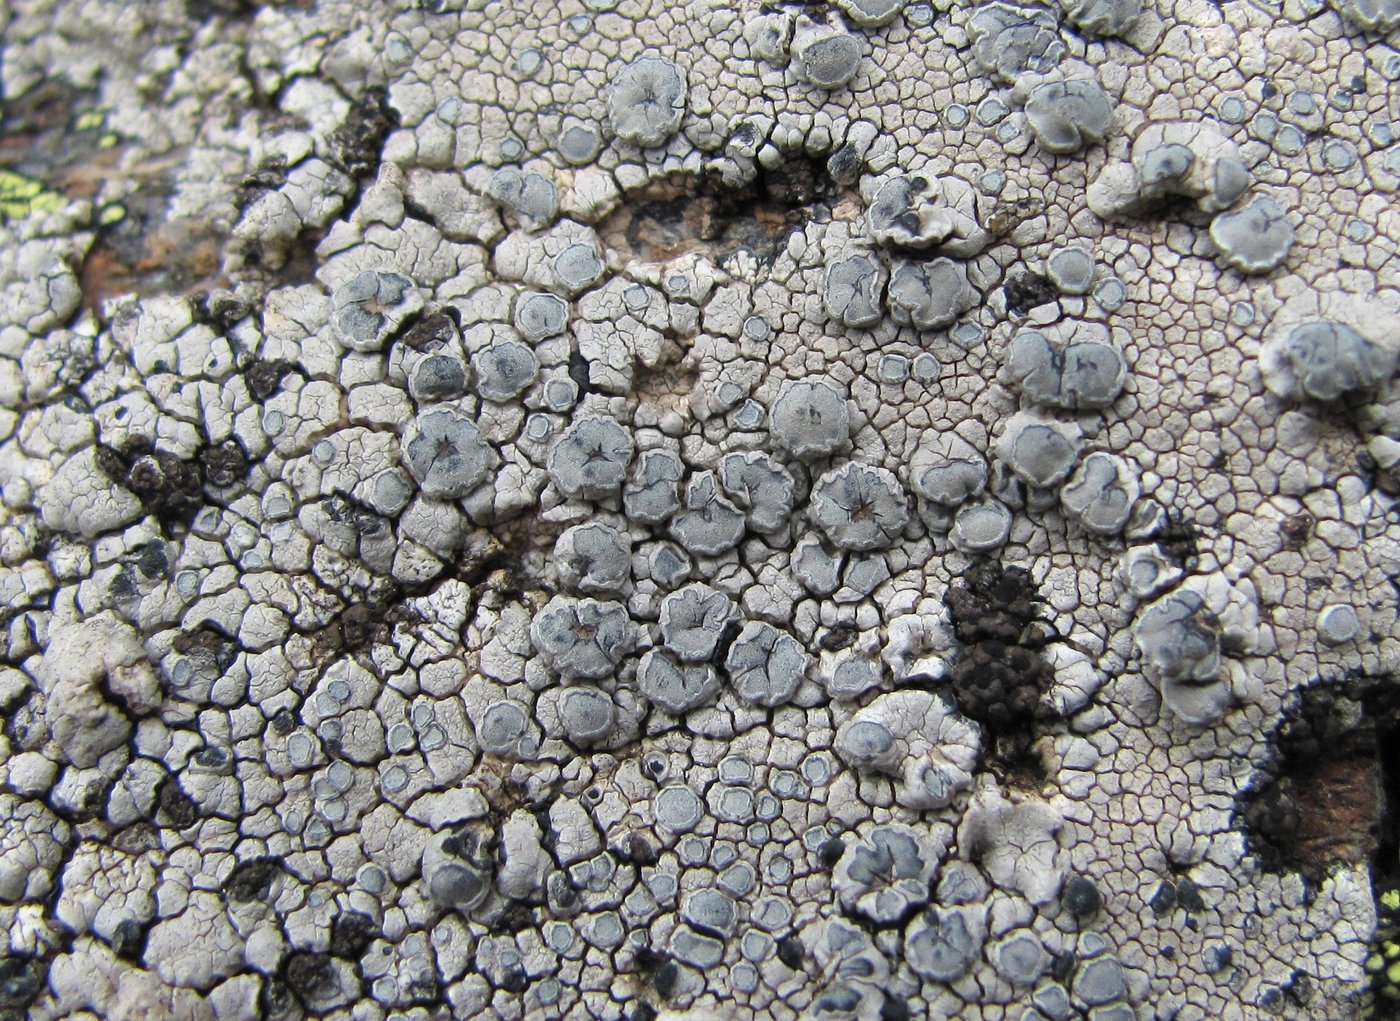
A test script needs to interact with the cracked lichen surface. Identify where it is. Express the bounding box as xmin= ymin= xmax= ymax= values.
xmin=1 ymin=0 xmax=1399 ymax=1019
